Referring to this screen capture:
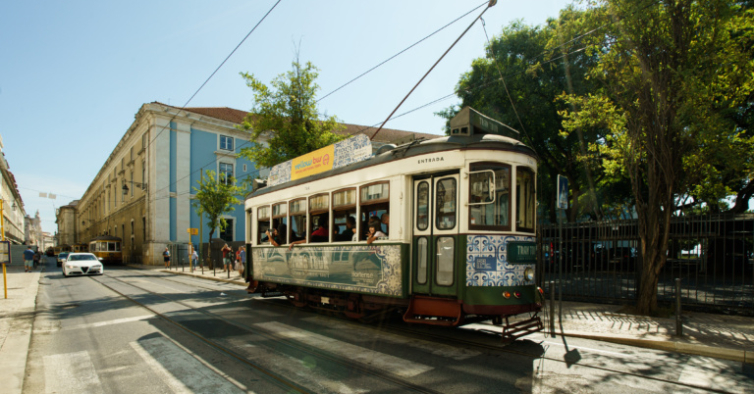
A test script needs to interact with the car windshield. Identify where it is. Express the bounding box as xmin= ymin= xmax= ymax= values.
xmin=60 ymin=253 xmax=69 ymax=257
xmin=69 ymin=255 xmax=97 ymax=261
